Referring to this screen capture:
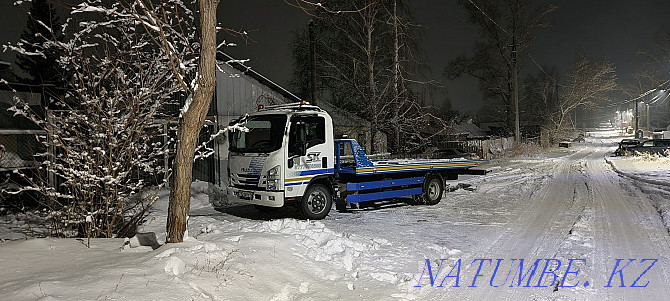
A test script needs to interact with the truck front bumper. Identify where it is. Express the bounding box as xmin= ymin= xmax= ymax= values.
xmin=227 ymin=187 xmax=285 ymax=207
